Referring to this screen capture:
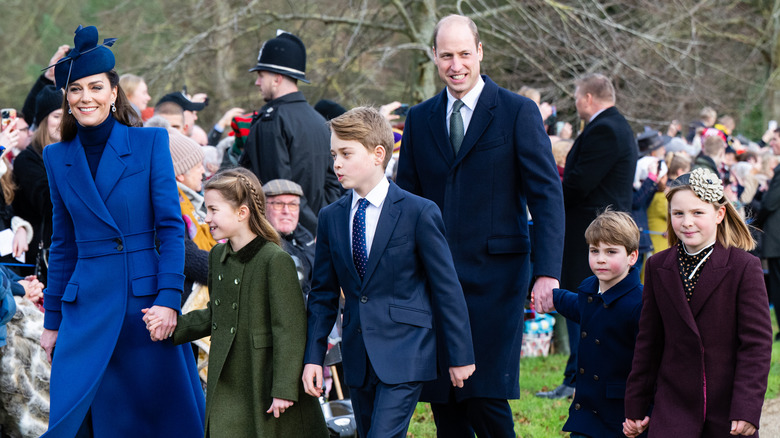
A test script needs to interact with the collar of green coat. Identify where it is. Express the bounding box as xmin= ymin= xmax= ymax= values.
xmin=219 ymin=236 xmax=268 ymax=264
